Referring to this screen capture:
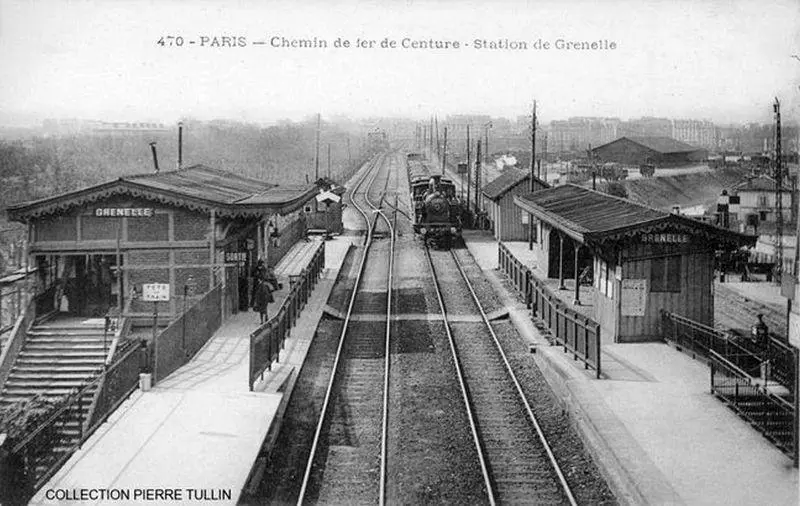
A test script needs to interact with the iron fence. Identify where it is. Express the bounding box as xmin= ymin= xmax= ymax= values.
xmin=153 ymin=284 xmax=222 ymax=384
xmin=249 ymin=242 xmax=325 ymax=390
xmin=498 ymin=242 xmax=601 ymax=378
xmin=710 ymin=350 xmax=797 ymax=462
xmin=662 ymin=310 xmax=795 ymax=399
